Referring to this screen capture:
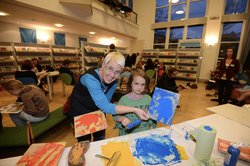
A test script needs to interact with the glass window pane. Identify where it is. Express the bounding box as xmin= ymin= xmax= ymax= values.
xmin=156 ymin=0 xmax=168 ymax=7
xmin=187 ymin=25 xmax=204 ymax=39
xmin=171 ymin=4 xmax=186 ymax=20
xmin=221 ymin=22 xmax=242 ymax=41
xmin=168 ymin=44 xmax=178 ymax=48
xmin=154 ymin=28 xmax=166 ymax=44
xmin=155 ymin=7 xmax=168 ymax=23
xmin=219 ymin=43 xmax=239 ymax=58
xmin=169 ymin=27 xmax=184 ymax=43
xmin=189 ymin=0 xmax=206 ymax=18
xmin=154 ymin=45 xmax=165 ymax=49
xmin=224 ymin=0 xmax=247 ymax=14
